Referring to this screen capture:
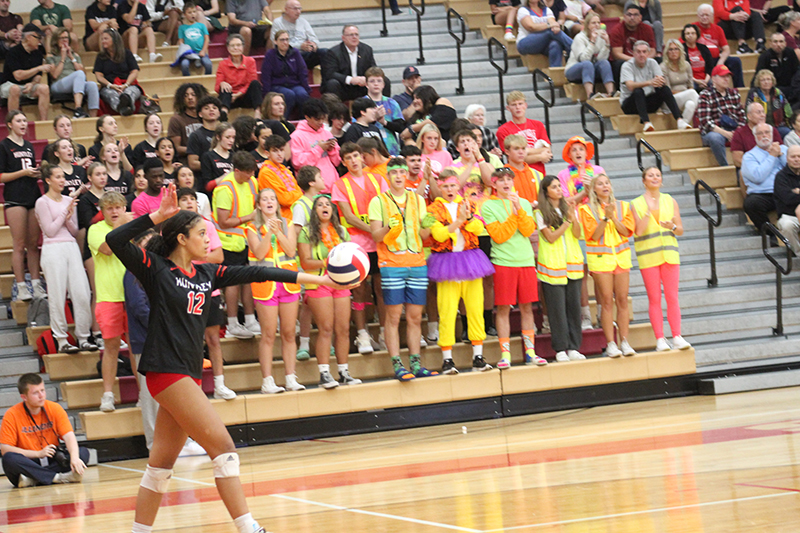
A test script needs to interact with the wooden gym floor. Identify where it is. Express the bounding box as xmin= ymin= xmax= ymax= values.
xmin=3 ymin=386 xmax=800 ymax=532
